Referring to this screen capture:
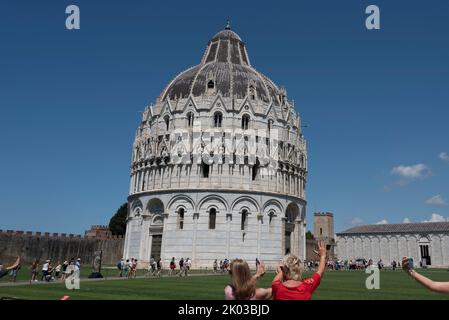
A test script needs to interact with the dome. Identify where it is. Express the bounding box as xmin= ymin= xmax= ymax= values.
xmin=159 ymin=25 xmax=281 ymax=104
